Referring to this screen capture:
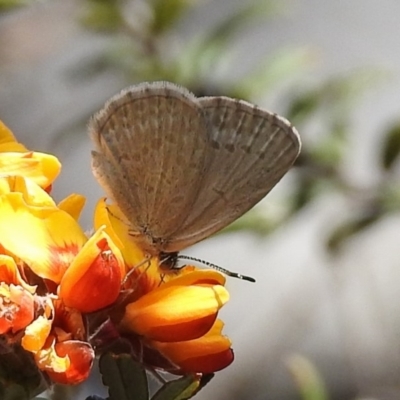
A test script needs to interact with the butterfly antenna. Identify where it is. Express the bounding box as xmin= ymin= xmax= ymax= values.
xmin=177 ymin=255 xmax=256 ymax=283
